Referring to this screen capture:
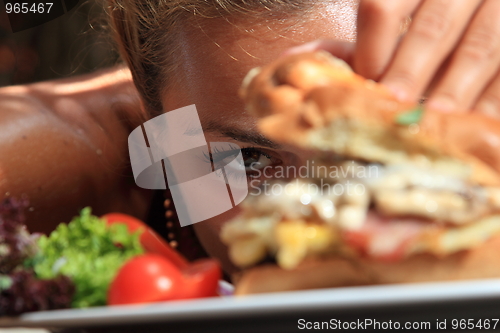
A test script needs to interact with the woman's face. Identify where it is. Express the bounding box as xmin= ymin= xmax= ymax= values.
xmin=161 ymin=1 xmax=358 ymax=273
